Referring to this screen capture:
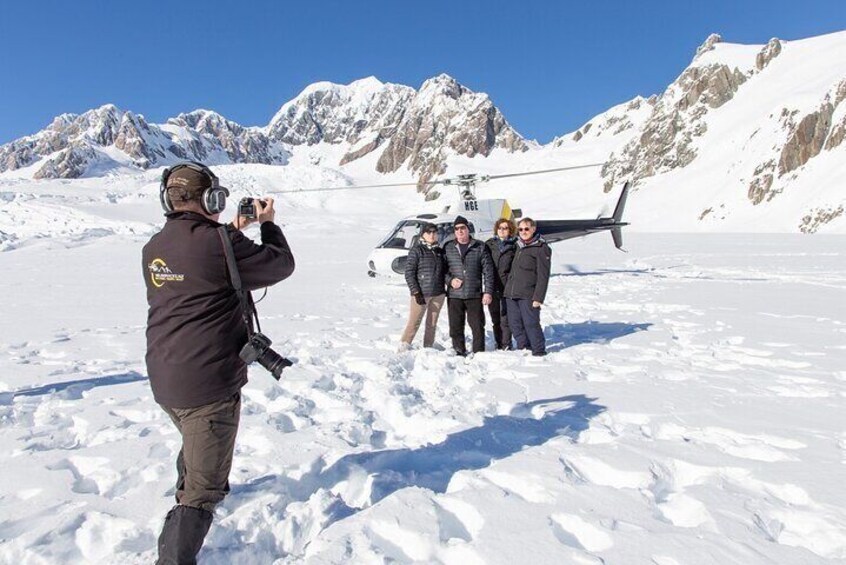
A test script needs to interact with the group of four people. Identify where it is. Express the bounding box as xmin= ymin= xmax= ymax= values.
xmin=401 ymin=214 xmax=552 ymax=356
